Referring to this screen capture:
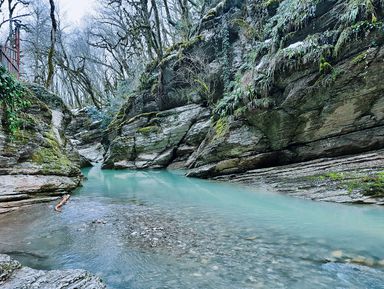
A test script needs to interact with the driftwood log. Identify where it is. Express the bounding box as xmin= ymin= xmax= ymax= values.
xmin=54 ymin=194 xmax=71 ymax=212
